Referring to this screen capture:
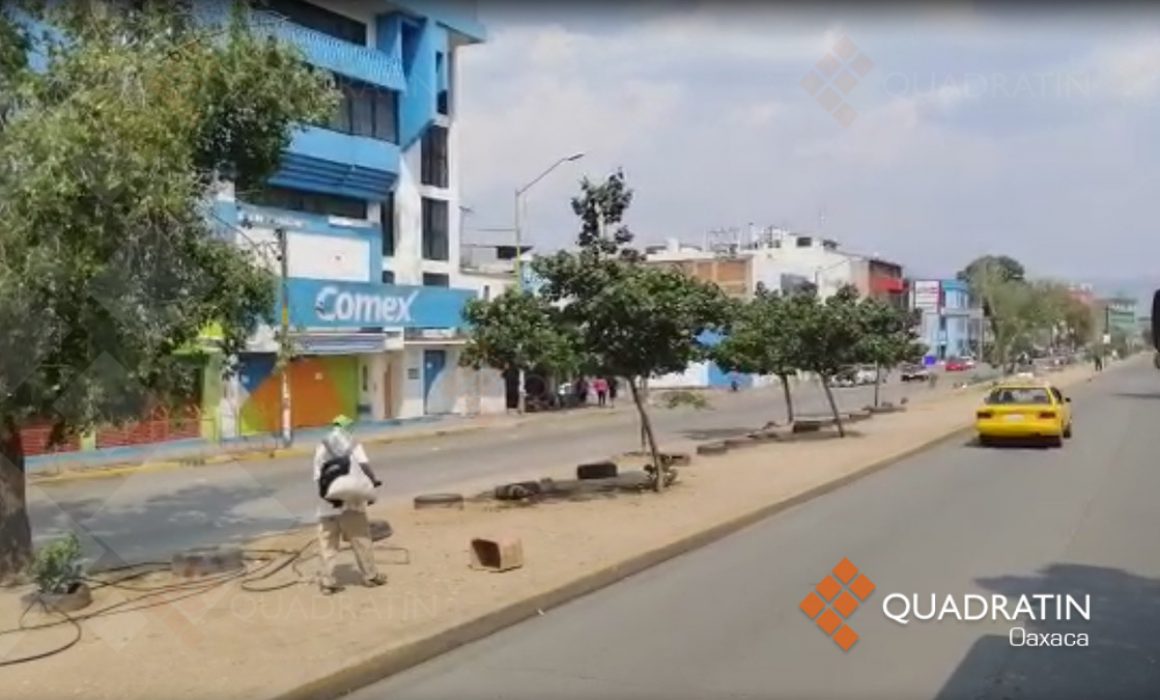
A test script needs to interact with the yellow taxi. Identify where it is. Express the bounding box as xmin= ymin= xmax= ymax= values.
xmin=975 ymin=380 xmax=1072 ymax=447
